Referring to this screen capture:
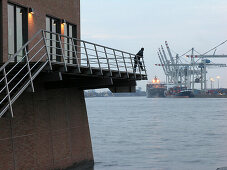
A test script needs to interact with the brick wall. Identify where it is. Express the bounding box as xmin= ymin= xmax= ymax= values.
xmin=0 ymin=0 xmax=2 ymax=61
xmin=1 ymin=0 xmax=80 ymax=62
xmin=0 ymin=87 xmax=94 ymax=169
